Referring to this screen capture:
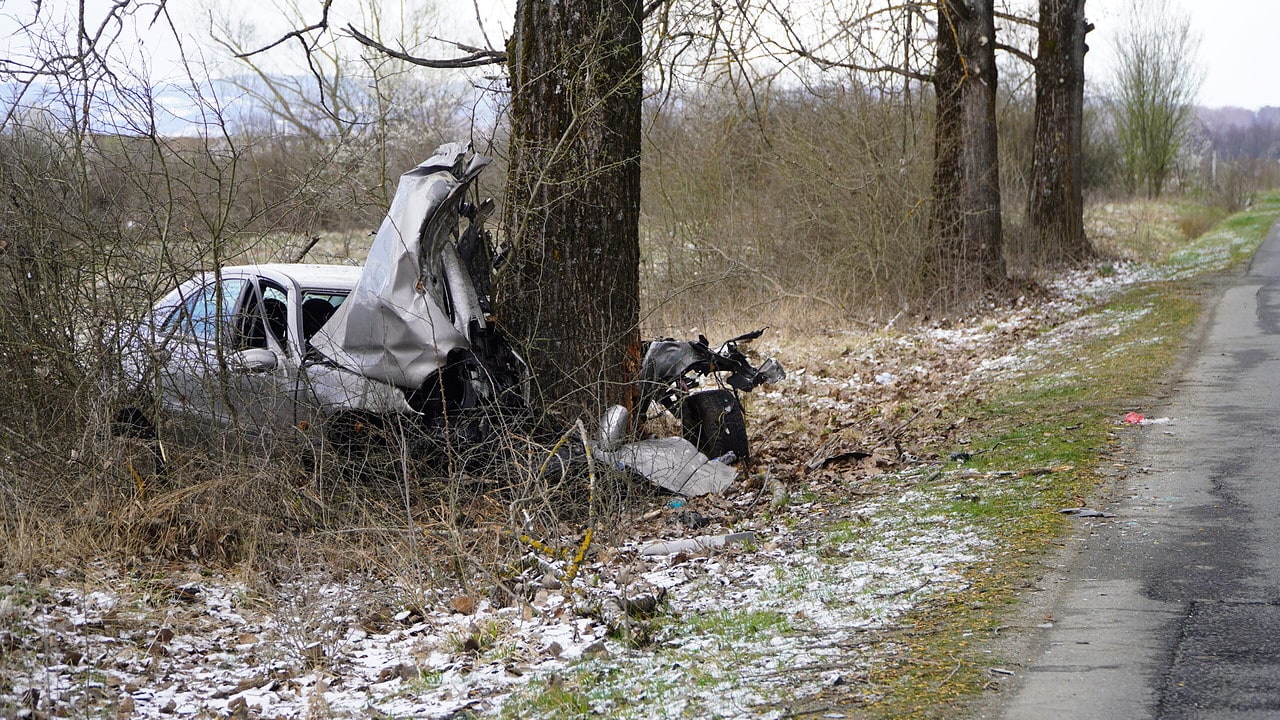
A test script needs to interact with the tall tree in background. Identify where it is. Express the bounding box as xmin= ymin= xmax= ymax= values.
xmin=1110 ymin=0 xmax=1202 ymax=198
xmin=501 ymin=0 xmax=644 ymax=419
xmin=1026 ymin=0 xmax=1093 ymax=262
xmin=929 ymin=0 xmax=1006 ymax=303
